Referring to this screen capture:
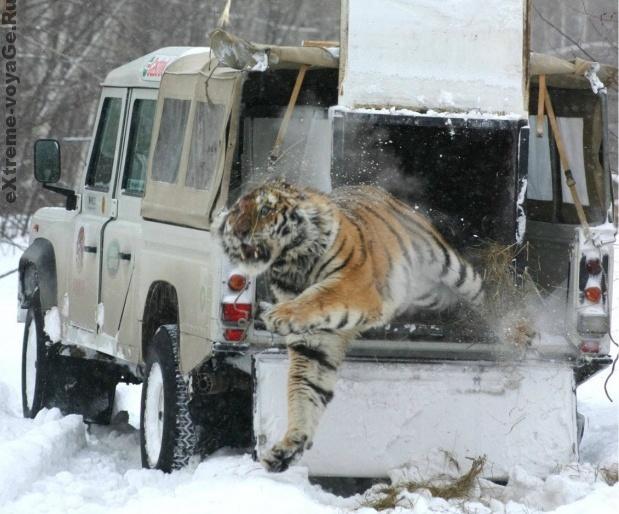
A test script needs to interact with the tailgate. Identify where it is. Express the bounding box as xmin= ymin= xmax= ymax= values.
xmin=253 ymin=352 xmax=577 ymax=479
